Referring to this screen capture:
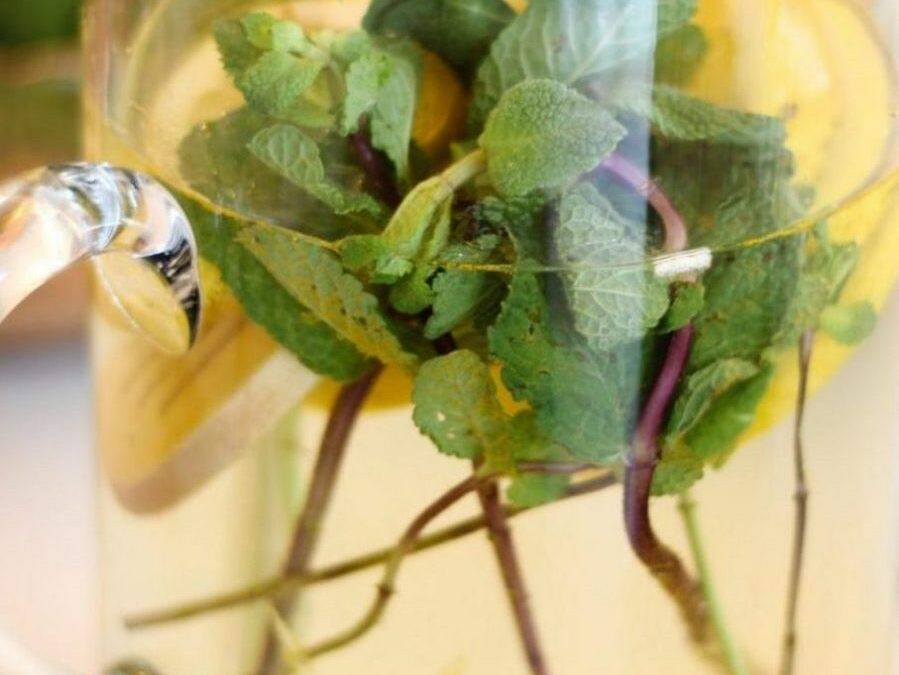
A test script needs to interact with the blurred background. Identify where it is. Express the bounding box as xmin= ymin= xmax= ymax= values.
xmin=0 ymin=1 xmax=98 ymax=672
